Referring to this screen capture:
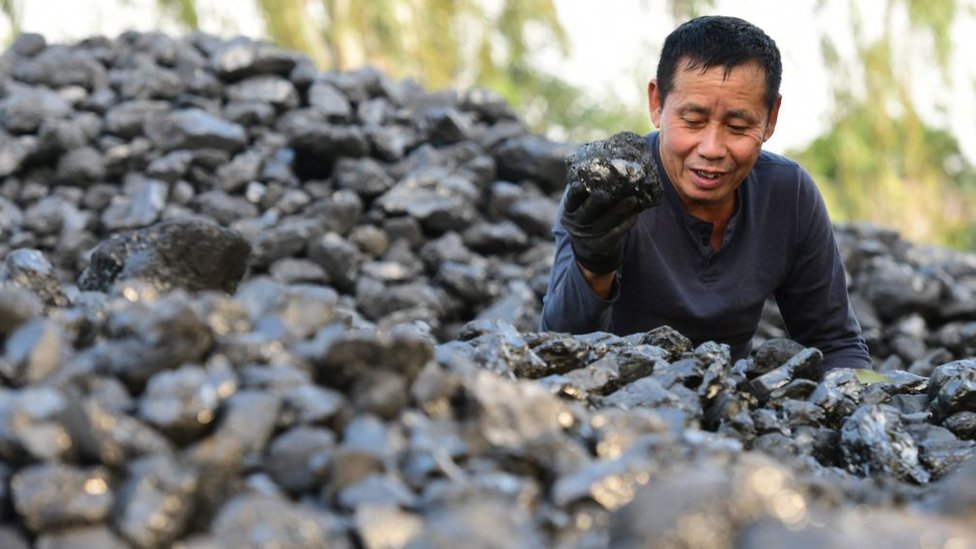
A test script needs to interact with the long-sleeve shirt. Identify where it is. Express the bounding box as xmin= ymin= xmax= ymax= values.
xmin=539 ymin=131 xmax=871 ymax=370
